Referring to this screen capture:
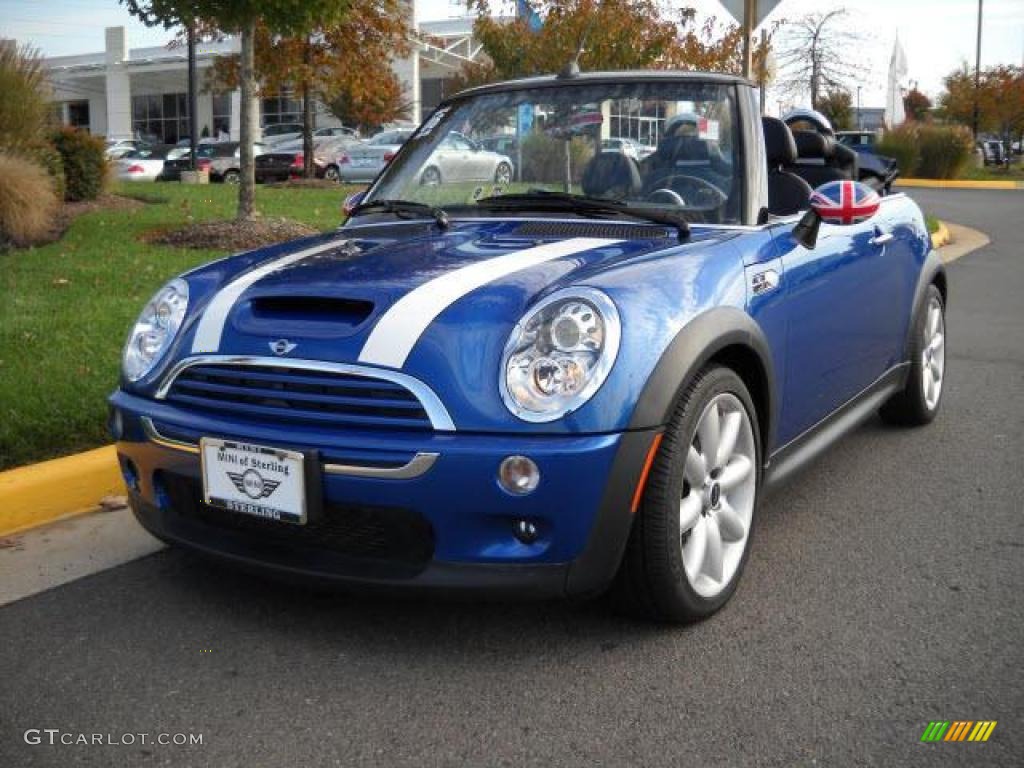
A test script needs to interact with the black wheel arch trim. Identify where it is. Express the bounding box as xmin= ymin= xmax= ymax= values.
xmin=908 ymin=249 xmax=946 ymax=353
xmin=628 ymin=306 xmax=777 ymax=453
